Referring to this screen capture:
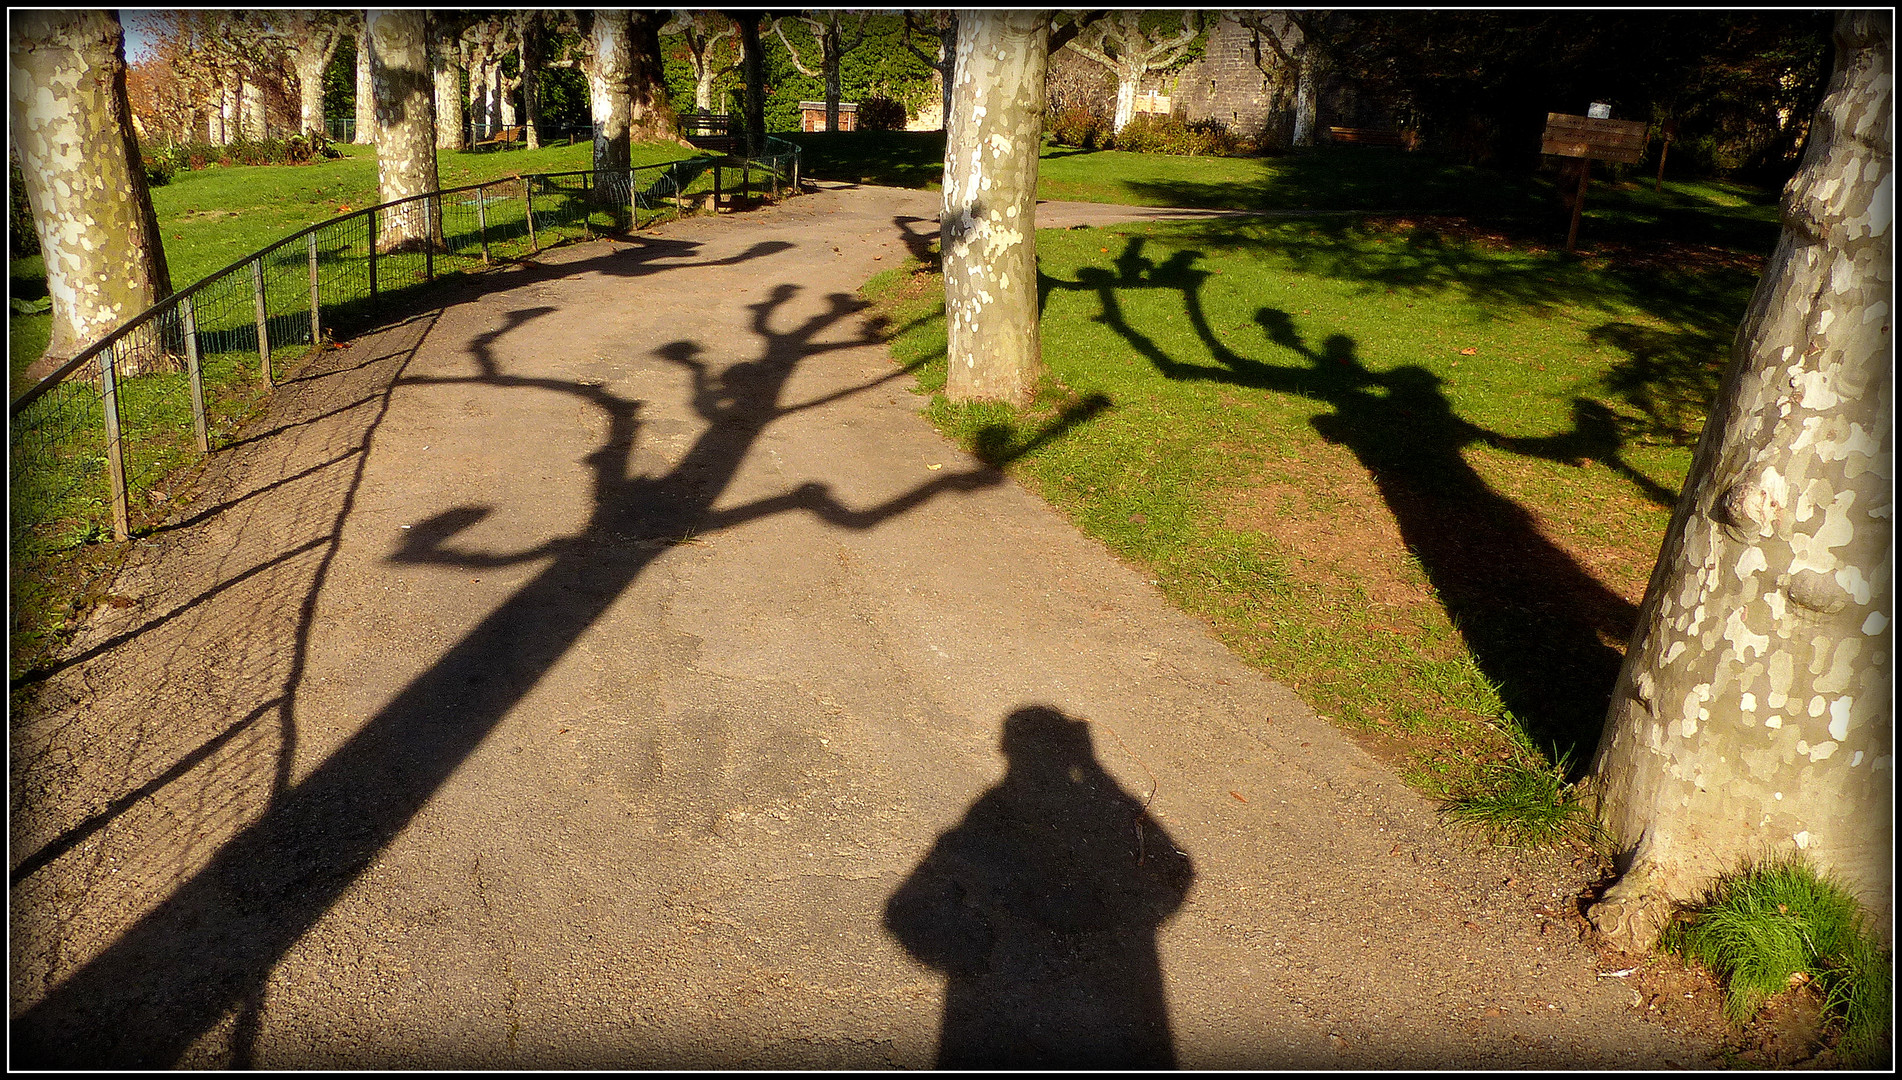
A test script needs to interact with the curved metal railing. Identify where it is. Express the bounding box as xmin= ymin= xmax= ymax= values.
xmin=10 ymin=144 xmax=801 ymax=557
